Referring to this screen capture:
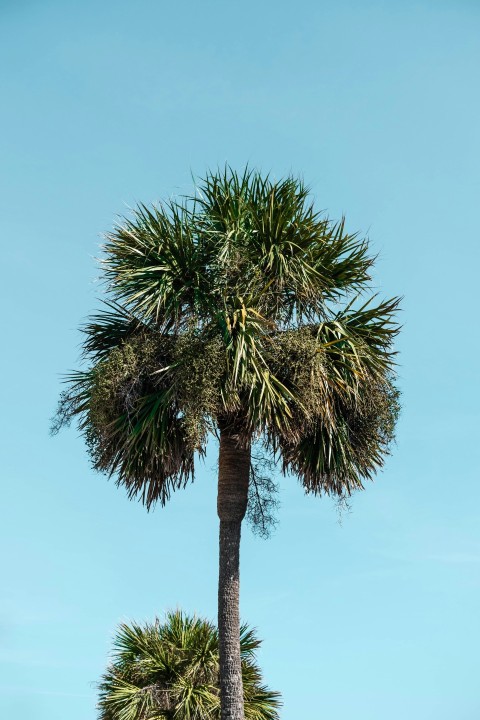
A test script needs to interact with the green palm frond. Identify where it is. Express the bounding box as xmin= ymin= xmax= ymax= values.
xmin=194 ymin=169 xmax=375 ymax=323
xmin=81 ymin=301 xmax=147 ymax=361
xmin=54 ymin=337 xmax=197 ymax=508
xmin=103 ymin=201 xmax=212 ymax=329
xmin=217 ymin=297 xmax=294 ymax=434
xmin=276 ymin=377 xmax=400 ymax=496
xmin=98 ymin=611 xmax=281 ymax=720
xmin=239 ymin=624 xmax=262 ymax=657
xmin=104 ymin=389 xmax=195 ymax=508
xmin=317 ymin=295 xmax=400 ymax=389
